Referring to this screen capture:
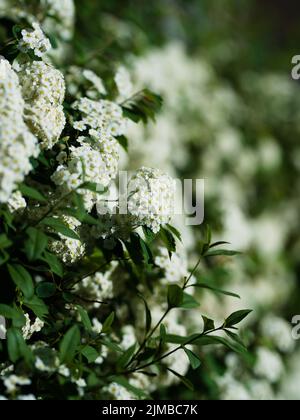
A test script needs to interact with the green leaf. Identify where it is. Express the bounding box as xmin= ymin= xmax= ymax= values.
xmin=142 ymin=226 xmax=157 ymax=244
xmin=117 ymin=344 xmax=136 ymax=369
xmin=126 ymin=233 xmax=153 ymax=266
xmin=193 ymin=335 xmax=248 ymax=355
xmin=204 ymin=249 xmax=241 ymax=257
xmin=202 ymin=316 xmax=215 ymax=332
xmin=7 ymin=328 xmax=32 ymax=364
xmin=136 ymin=347 xmax=156 ymax=362
xmin=23 ymin=296 xmax=49 ymax=319
xmin=167 ymin=284 xmax=184 ymax=308
xmin=40 ymin=217 xmax=80 ymax=240
xmin=19 ymin=184 xmax=46 ymax=203
xmin=0 ymin=304 xmax=25 ymax=327
xmin=160 ymin=227 xmax=176 ymax=255
xmin=25 ymin=227 xmax=48 ymax=261
xmin=184 ymin=348 xmax=201 ymax=370
xmin=100 ymin=338 xmax=123 ymax=353
xmin=160 ymin=324 xmax=167 ymax=344
xmin=209 ymin=241 xmax=230 ymax=249
xmin=116 ymin=135 xmax=128 ymax=152
xmin=59 ymin=325 xmax=81 ymax=363
xmin=0 ymin=234 xmax=12 ymax=249
xmin=36 ymin=282 xmax=56 ymax=298
xmin=81 ymin=346 xmax=99 ymax=363
xmin=166 ymin=224 xmax=182 ymax=242
xmin=138 ymin=294 xmax=152 ymax=333
xmin=122 ymin=89 xmax=163 ymax=123
xmin=101 ymin=312 xmax=115 ymax=333
xmin=224 ymin=310 xmax=252 ymax=328
xmin=181 ymin=292 xmax=200 ymax=309
xmin=166 ymin=368 xmax=194 ymax=391
xmin=41 ymin=251 xmax=63 ymax=277
xmin=7 ymin=264 xmax=34 ymax=299
xmin=224 ymin=330 xmax=247 ymax=348
xmin=189 ymin=283 xmax=240 ymax=299
xmin=76 ymin=305 xmax=92 ymax=332
xmin=80 ymin=182 xmax=108 ymax=195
